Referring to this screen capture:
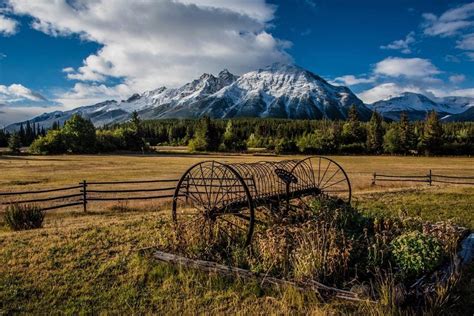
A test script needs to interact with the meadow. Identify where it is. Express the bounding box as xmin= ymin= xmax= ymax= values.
xmin=0 ymin=153 xmax=473 ymax=314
